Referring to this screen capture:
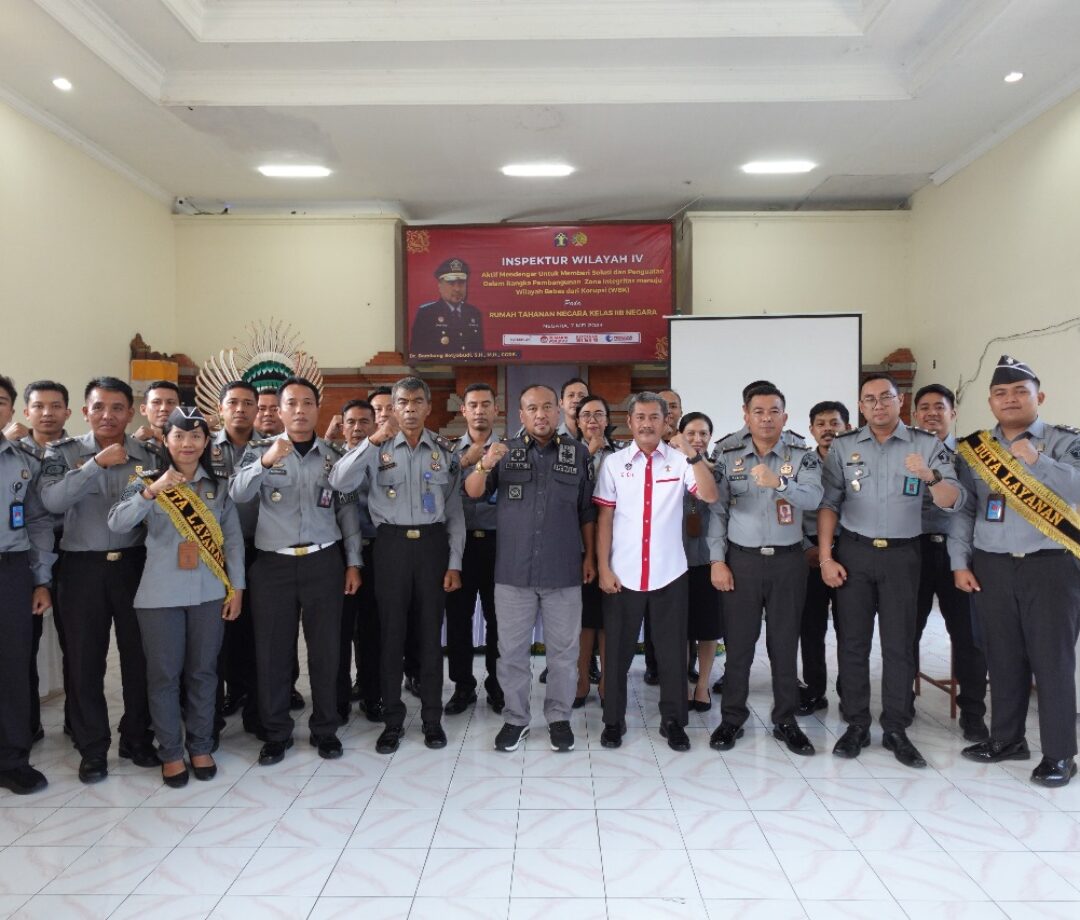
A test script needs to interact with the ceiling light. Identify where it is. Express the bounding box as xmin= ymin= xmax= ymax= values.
xmin=1004 ymin=71 xmax=1024 ymax=83
xmin=501 ymin=163 xmax=575 ymax=178
xmin=741 ymin=160 xmax=817 ymax=175
xmin=257 ymin=165 xmax=331 ymax=178
xmin=52 ymin=77 xmax=72 ymax=92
